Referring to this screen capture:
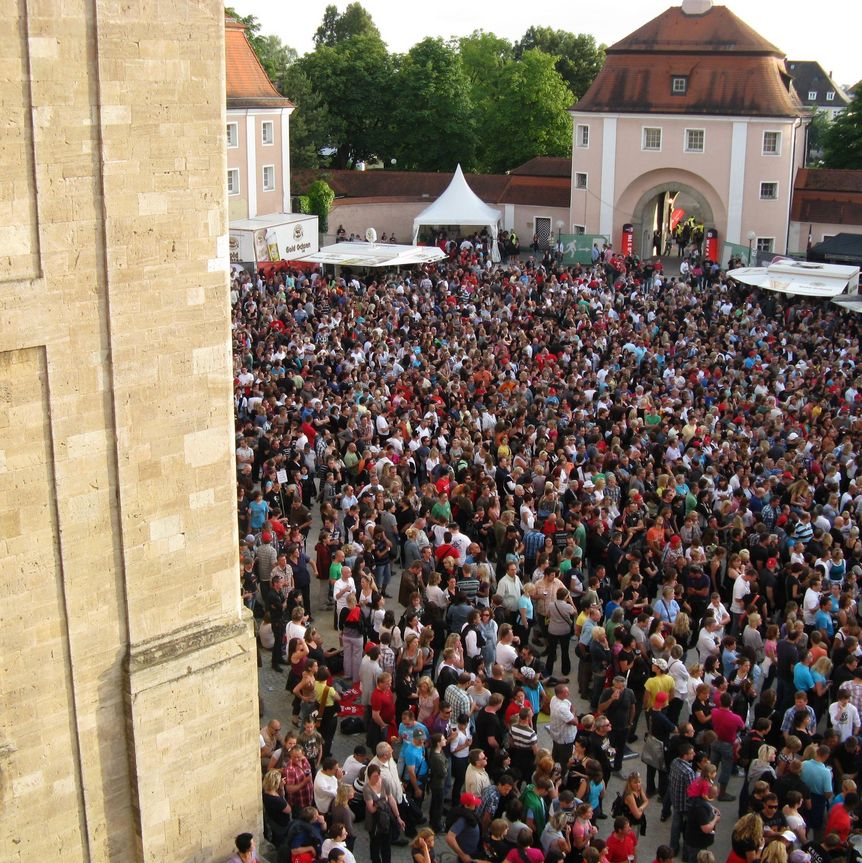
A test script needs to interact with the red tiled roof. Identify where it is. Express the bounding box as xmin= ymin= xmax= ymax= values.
xmin=509 ymin=157 xmax=572 ymax=177
xmin=795 ymin=168 xmax=862 ymax=193
xmin=225 ymin=19 xmax=293 ymax=110
xmin=574 ymin=5 xmax=800 ymax=117
xmin=293 ymin=169 xmax=571 ymax=210
xmin=791 ymin=169 xmax=862 ymax=225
